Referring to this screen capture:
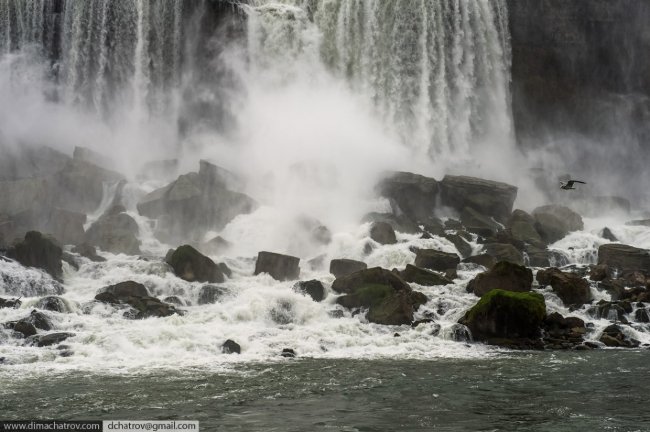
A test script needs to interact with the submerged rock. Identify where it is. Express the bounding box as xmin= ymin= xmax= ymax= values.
xmin=6 ymin=231 xmax=63 ymax=280
xmin=33 ymin=332 xmax=75 ymax=347
xmin=0 ymin=297 xmax=22 ymax=309
xmin=35 ymin=296 xmax=71 ymax=313
xmin=537 ymin=268 xmax=592 ymax=306
xmin=329 ymin=258 xmax=367 ymax=278
xmin=198 ymin=285 xmax=228 ymax=305
xmin=254 ymin=251 xmax=300 ymax=281
xmin=167 ymin=245 xmax=225 ymax=283
xmin=13 ymin=320 xmax=37 ymax=337
xmin=466 ymin=261 xmax=533 ymax=297
xmin=460 ymin=289 xmax=546 ymax=346
xmin=222 ymin=339 xmax=241 ymax=354
xmin=293 ymin=280 xmax=326 ymax=302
